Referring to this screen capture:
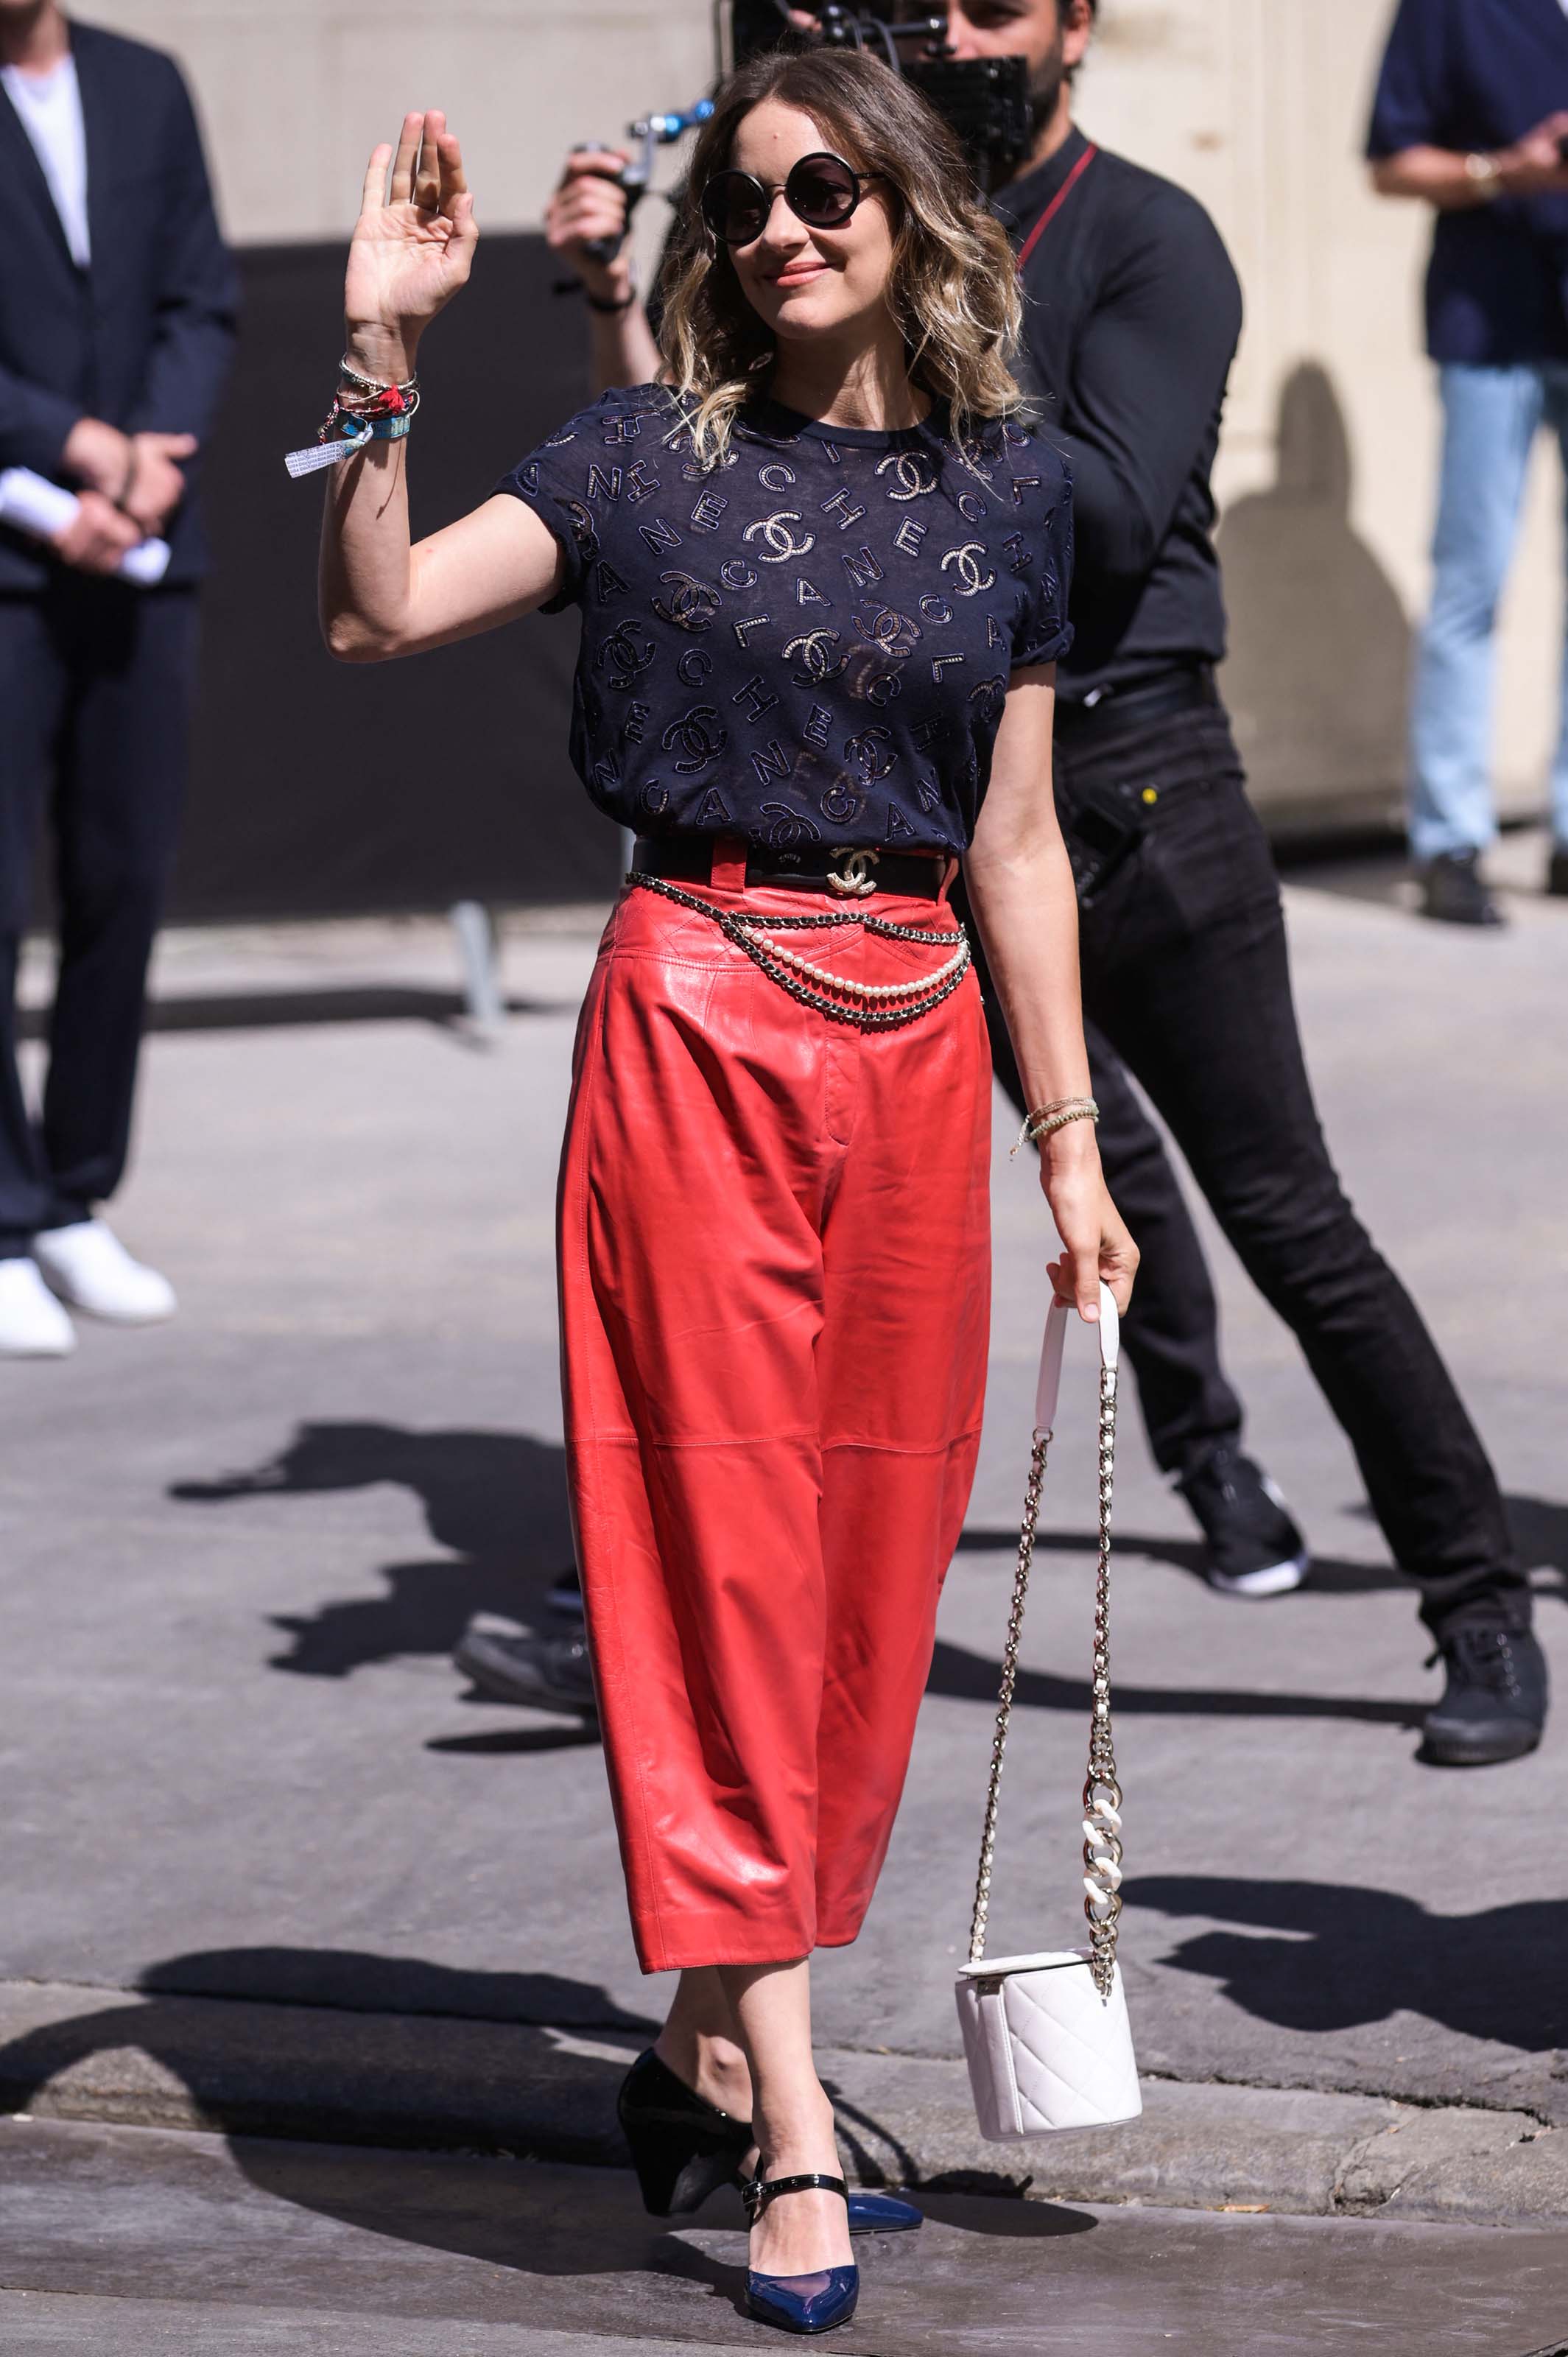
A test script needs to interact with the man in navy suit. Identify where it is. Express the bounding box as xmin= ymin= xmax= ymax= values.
xmin=0 ymin=0 xmax=236 ymax=1354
